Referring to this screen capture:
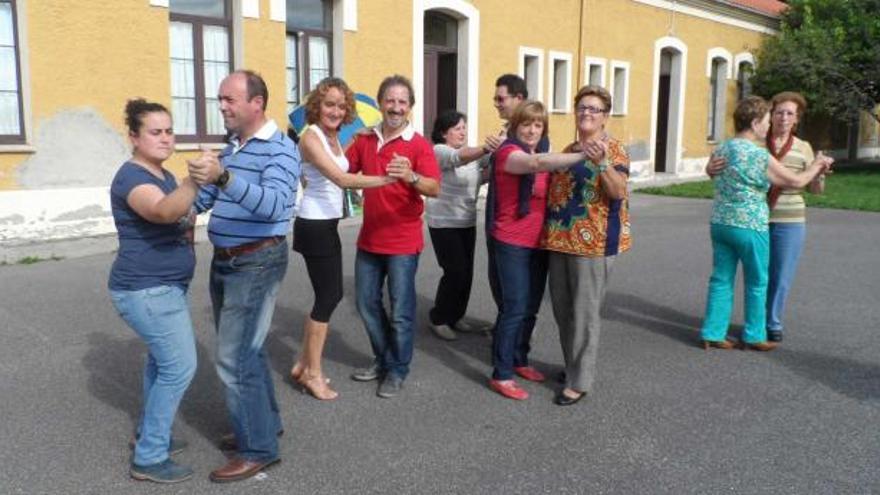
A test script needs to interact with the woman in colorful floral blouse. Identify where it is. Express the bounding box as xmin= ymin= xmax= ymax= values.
xmin=700 ymin=96 xmax=831 ymax=352
xmin=542 ymin=86 xmax=630 ymax=406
